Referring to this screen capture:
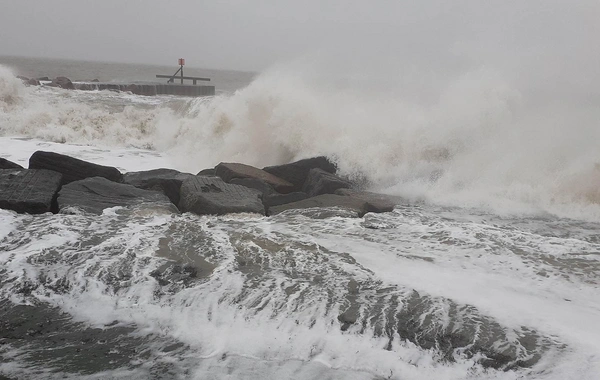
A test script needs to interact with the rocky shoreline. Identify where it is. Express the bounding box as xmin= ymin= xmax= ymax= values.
xmin=0 ymin=151 xmax=402 ymax=218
